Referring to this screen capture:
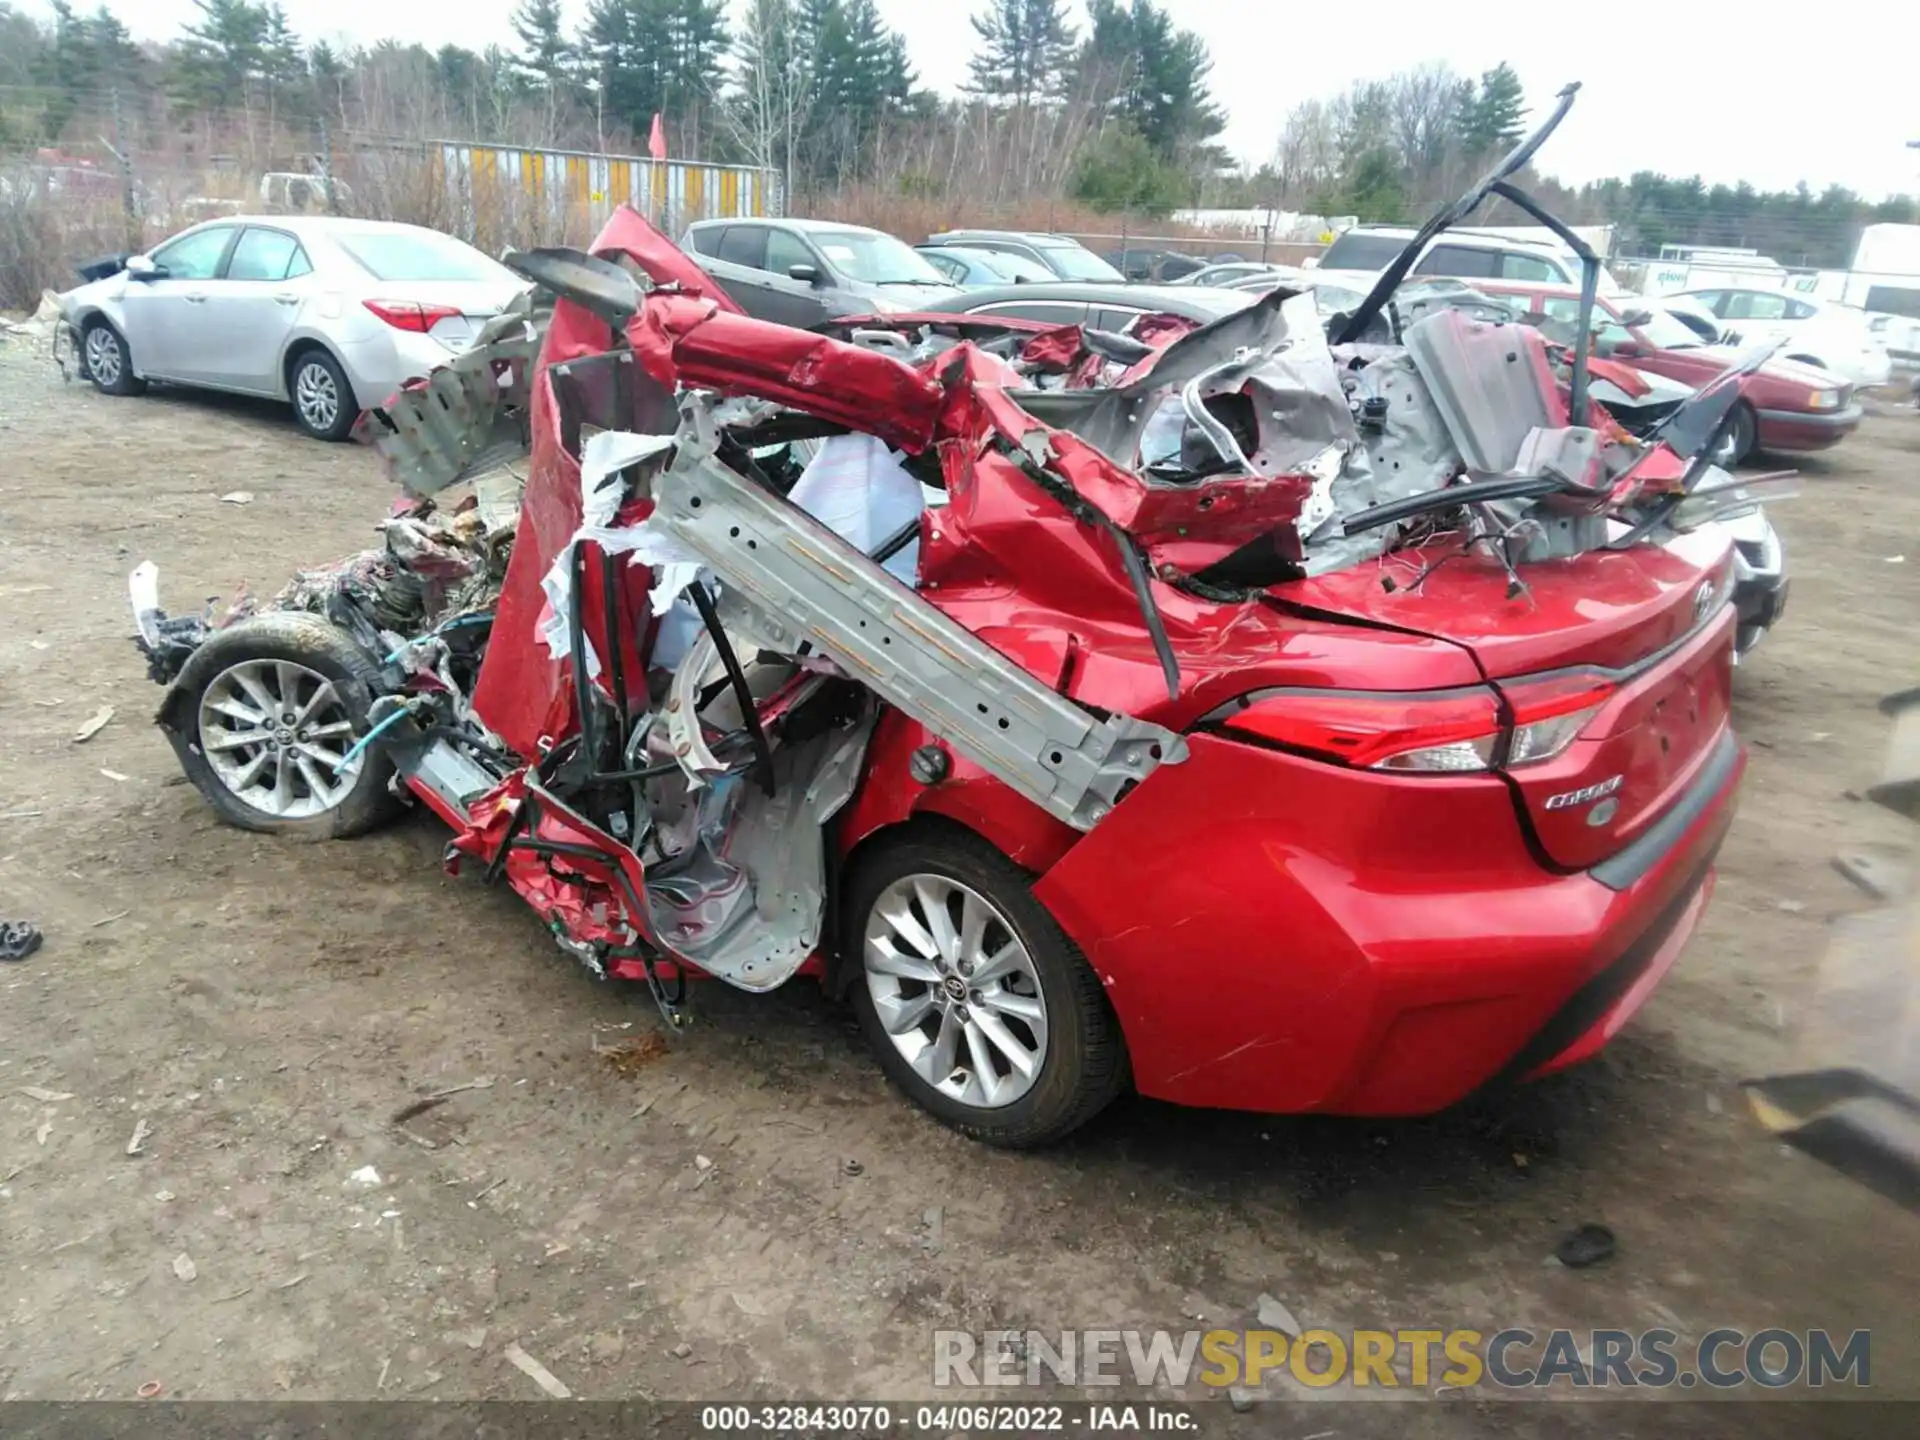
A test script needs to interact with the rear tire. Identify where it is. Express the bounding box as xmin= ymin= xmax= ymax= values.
xmin=287 ymin=347 xmax=358 ymax=442
xmin=171 ymin=613 xmax=403 ymax=840
xmin=846 ymin=825 xmax=1126 ymax=1148
xmin=82 ymin=319 xmax=146 ymax=396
